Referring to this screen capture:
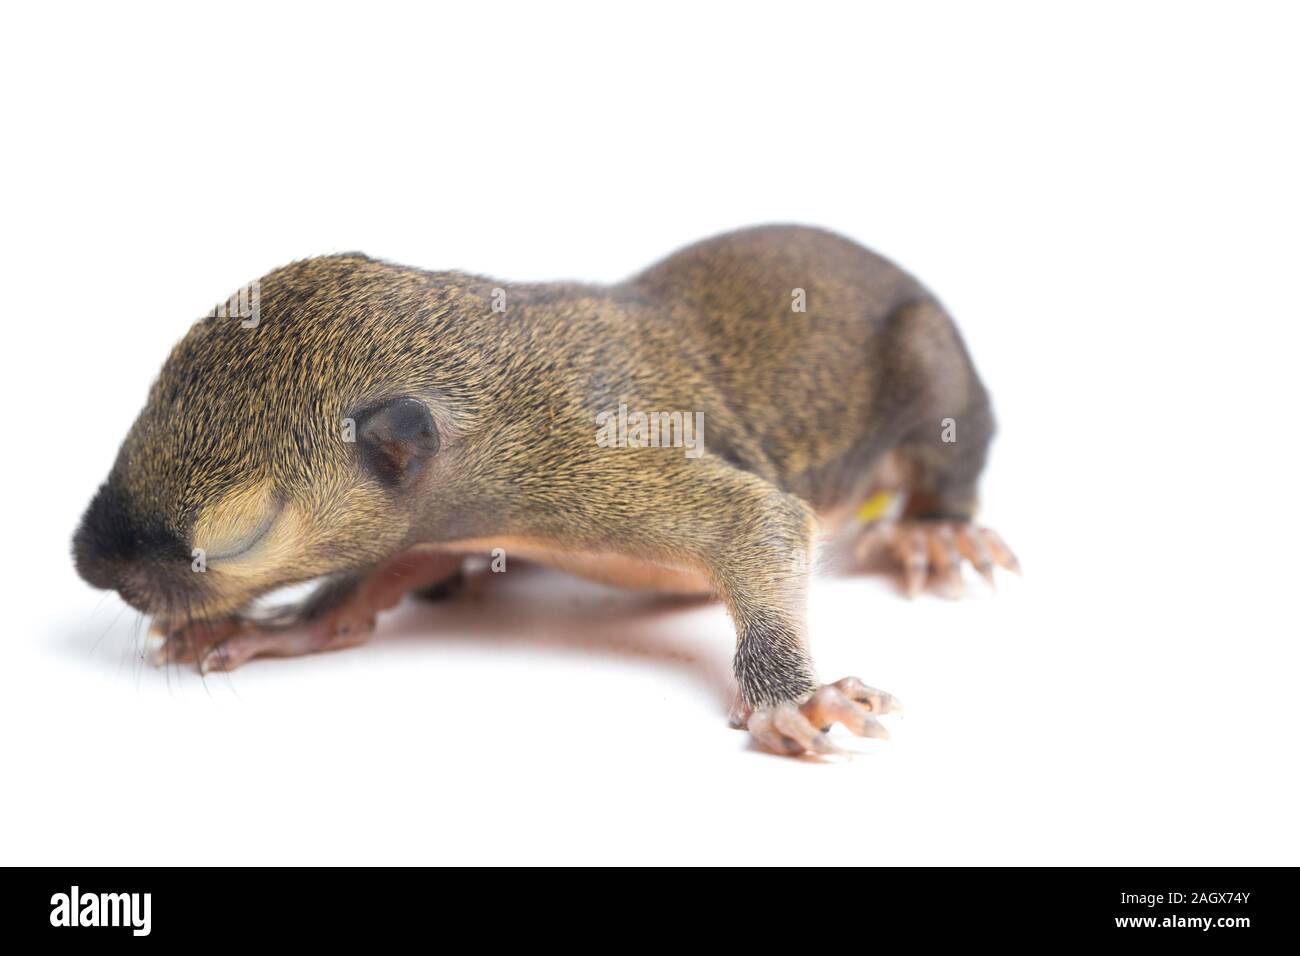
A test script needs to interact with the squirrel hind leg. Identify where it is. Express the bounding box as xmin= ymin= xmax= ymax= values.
xmin=850 ymin=302 xmax=1021 ymax=594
